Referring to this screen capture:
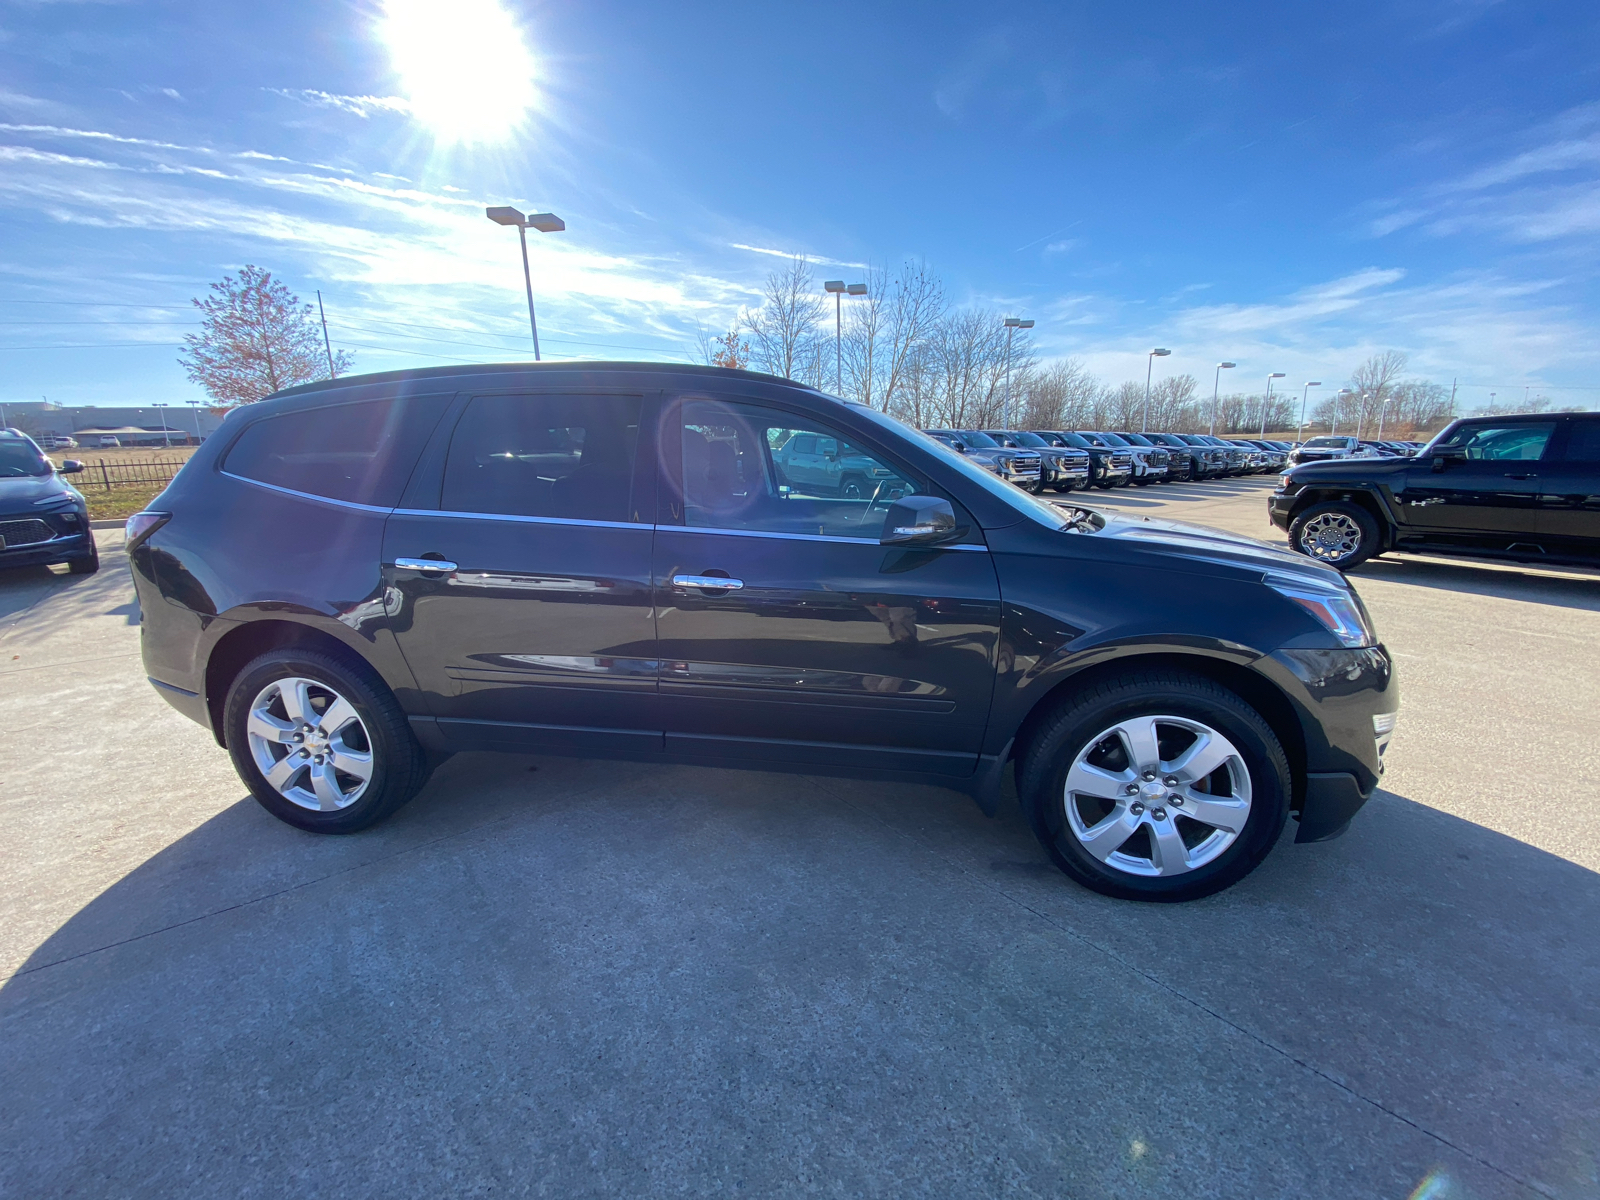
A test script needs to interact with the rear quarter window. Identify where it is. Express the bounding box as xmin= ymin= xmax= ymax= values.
xmin=223 ymin=396 xmax=450 ymax=506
